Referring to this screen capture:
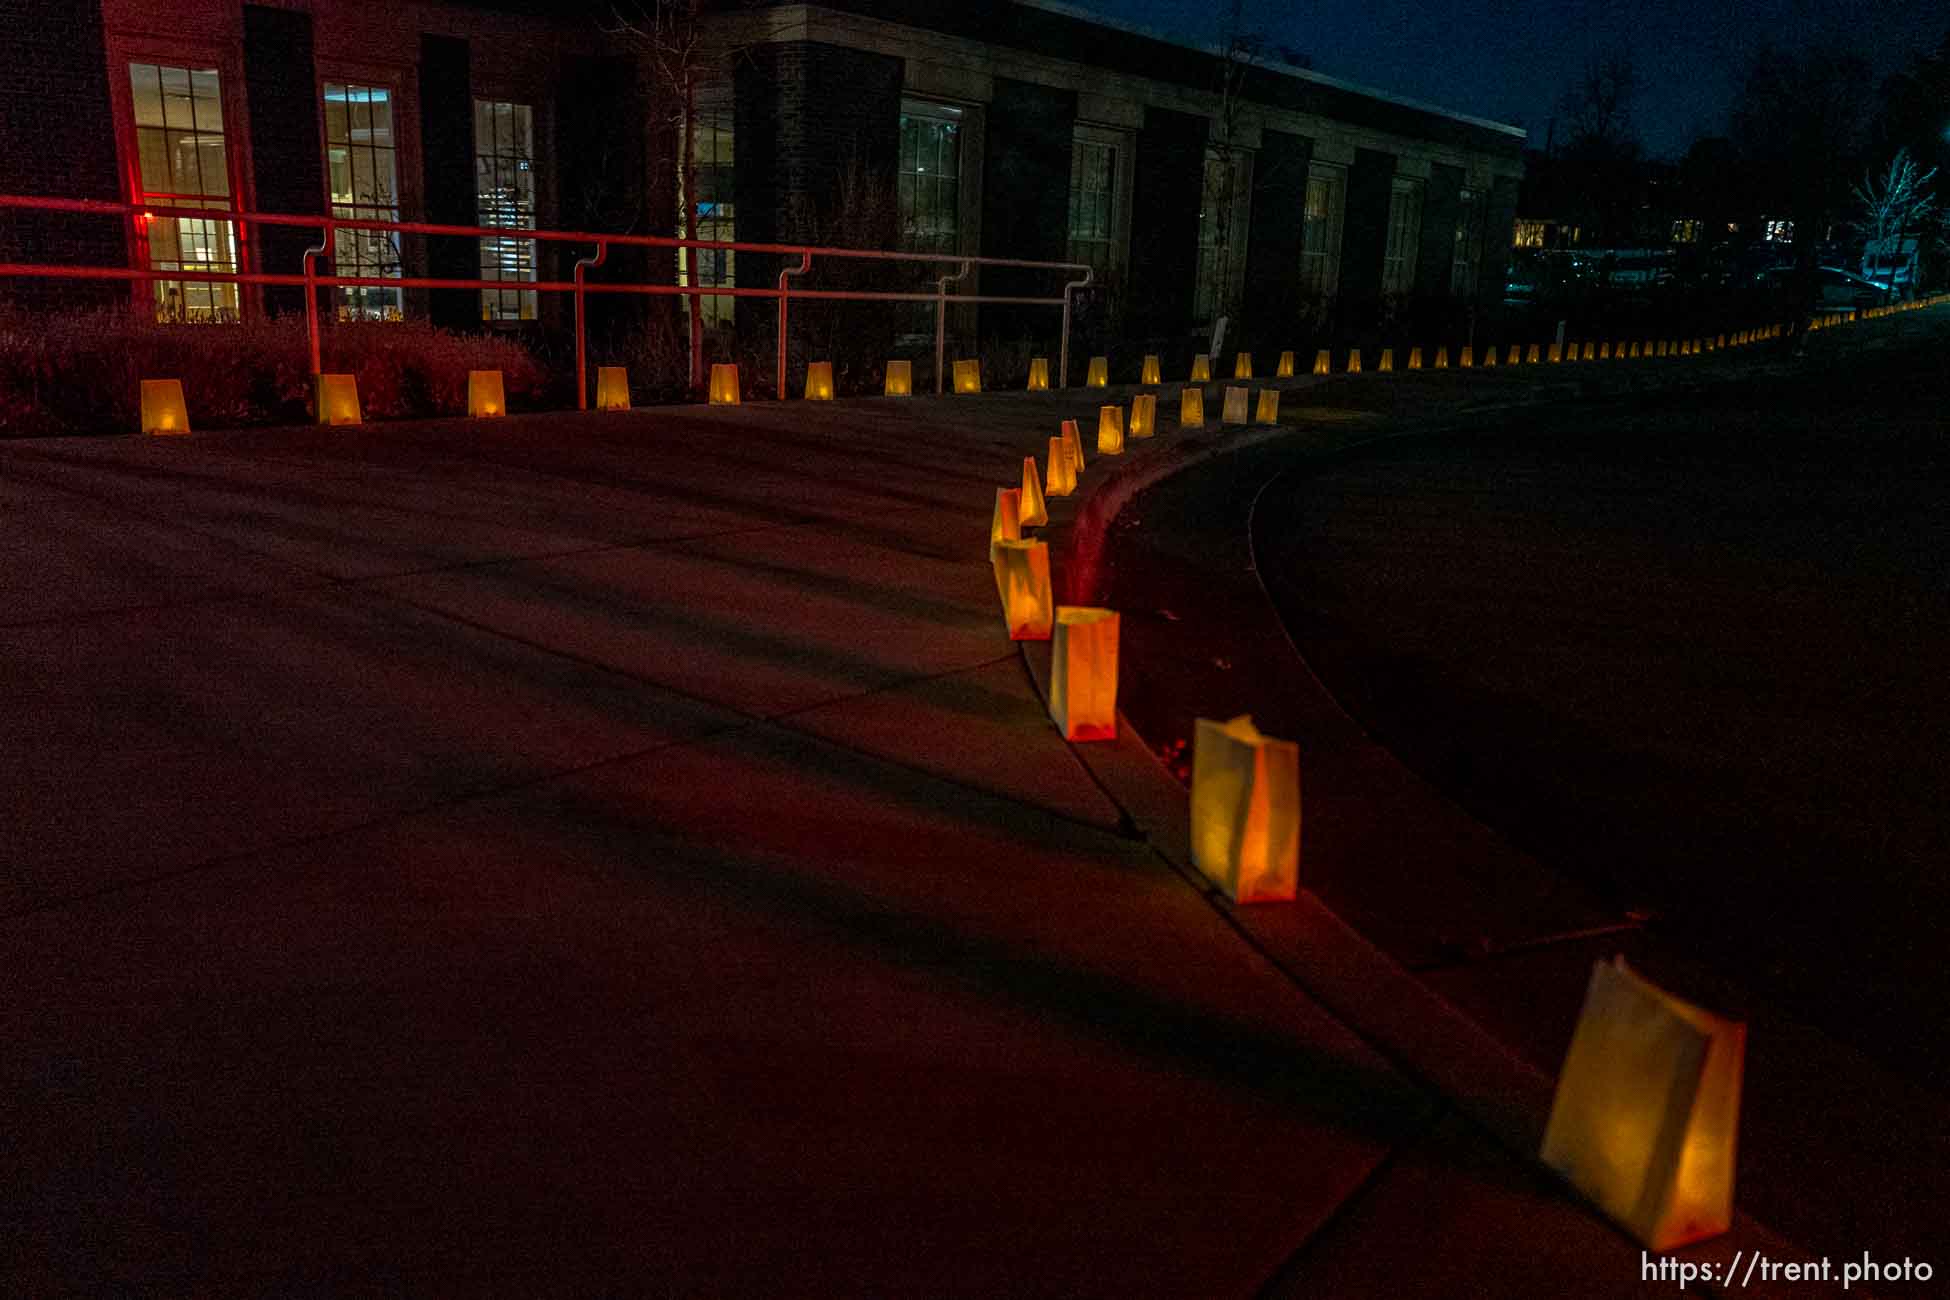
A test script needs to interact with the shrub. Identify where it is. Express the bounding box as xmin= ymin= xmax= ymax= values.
xmin=0 ymin=310 xmax=548 ymax=436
